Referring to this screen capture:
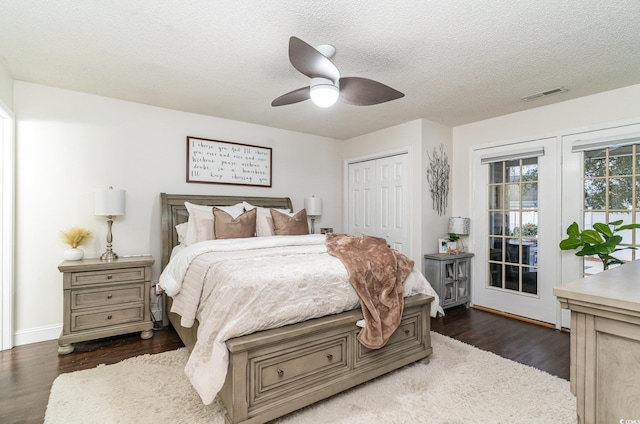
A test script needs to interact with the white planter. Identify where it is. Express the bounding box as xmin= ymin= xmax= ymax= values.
xmin=63 ymin=248 xmax=84 ymax=261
